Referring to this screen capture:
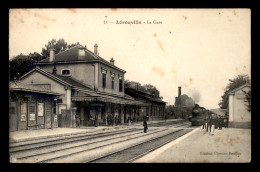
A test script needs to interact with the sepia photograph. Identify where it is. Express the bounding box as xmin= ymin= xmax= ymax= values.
xmin=9 ymin=8 xmax=251 ymax=163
